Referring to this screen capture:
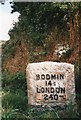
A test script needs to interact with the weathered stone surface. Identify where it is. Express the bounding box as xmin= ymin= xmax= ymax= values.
xmin=26 ymin=61 xmax=75 ymax=107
